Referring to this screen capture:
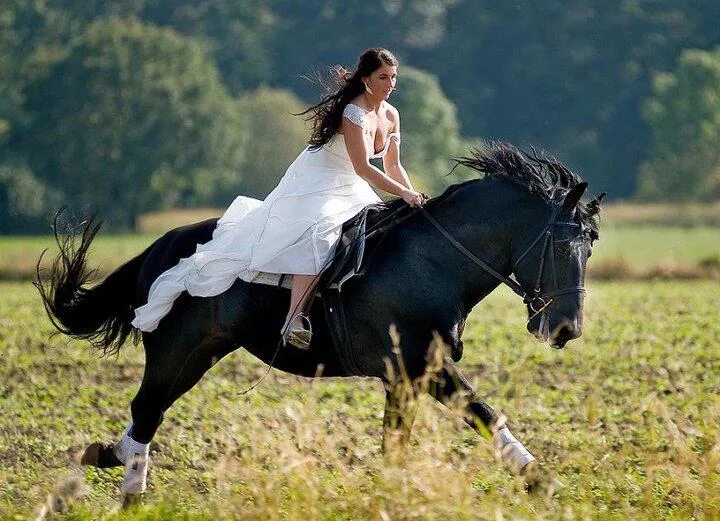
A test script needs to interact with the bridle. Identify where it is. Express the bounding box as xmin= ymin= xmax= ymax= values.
xmin=418 ymin=204 xmax=586 ymax=322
